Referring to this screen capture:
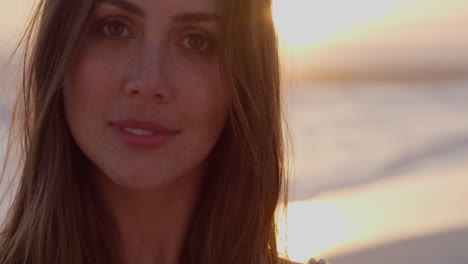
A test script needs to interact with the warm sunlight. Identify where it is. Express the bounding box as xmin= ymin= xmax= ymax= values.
xmin=272 ymin=0 xmax=401 ymax=48
xmin=277 ymin=164 xmax=468 ymax=263
xmin=277 ymin=201 xmax=353 ymax=261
